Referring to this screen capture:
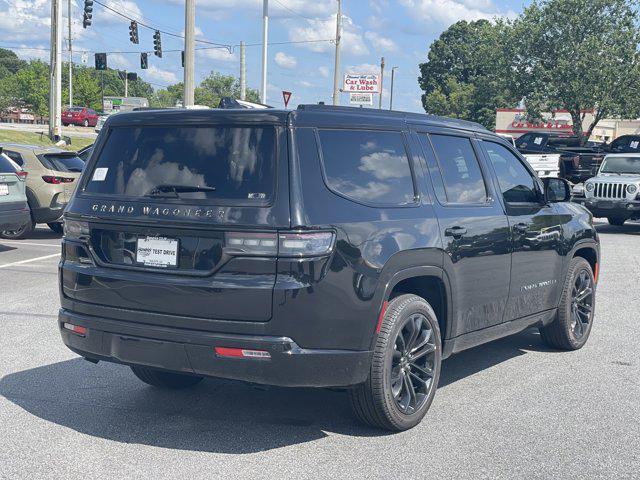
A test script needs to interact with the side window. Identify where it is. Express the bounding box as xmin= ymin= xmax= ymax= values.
xmin=428 ymin=134 xmax=487 ymax=204
xmin=4 ymin=151 xmax=24 ymax=167
xmin=317 ymin=129 xmax=416 ymax=205
xmin=484 ymin=142 xmax=539 ymax=204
